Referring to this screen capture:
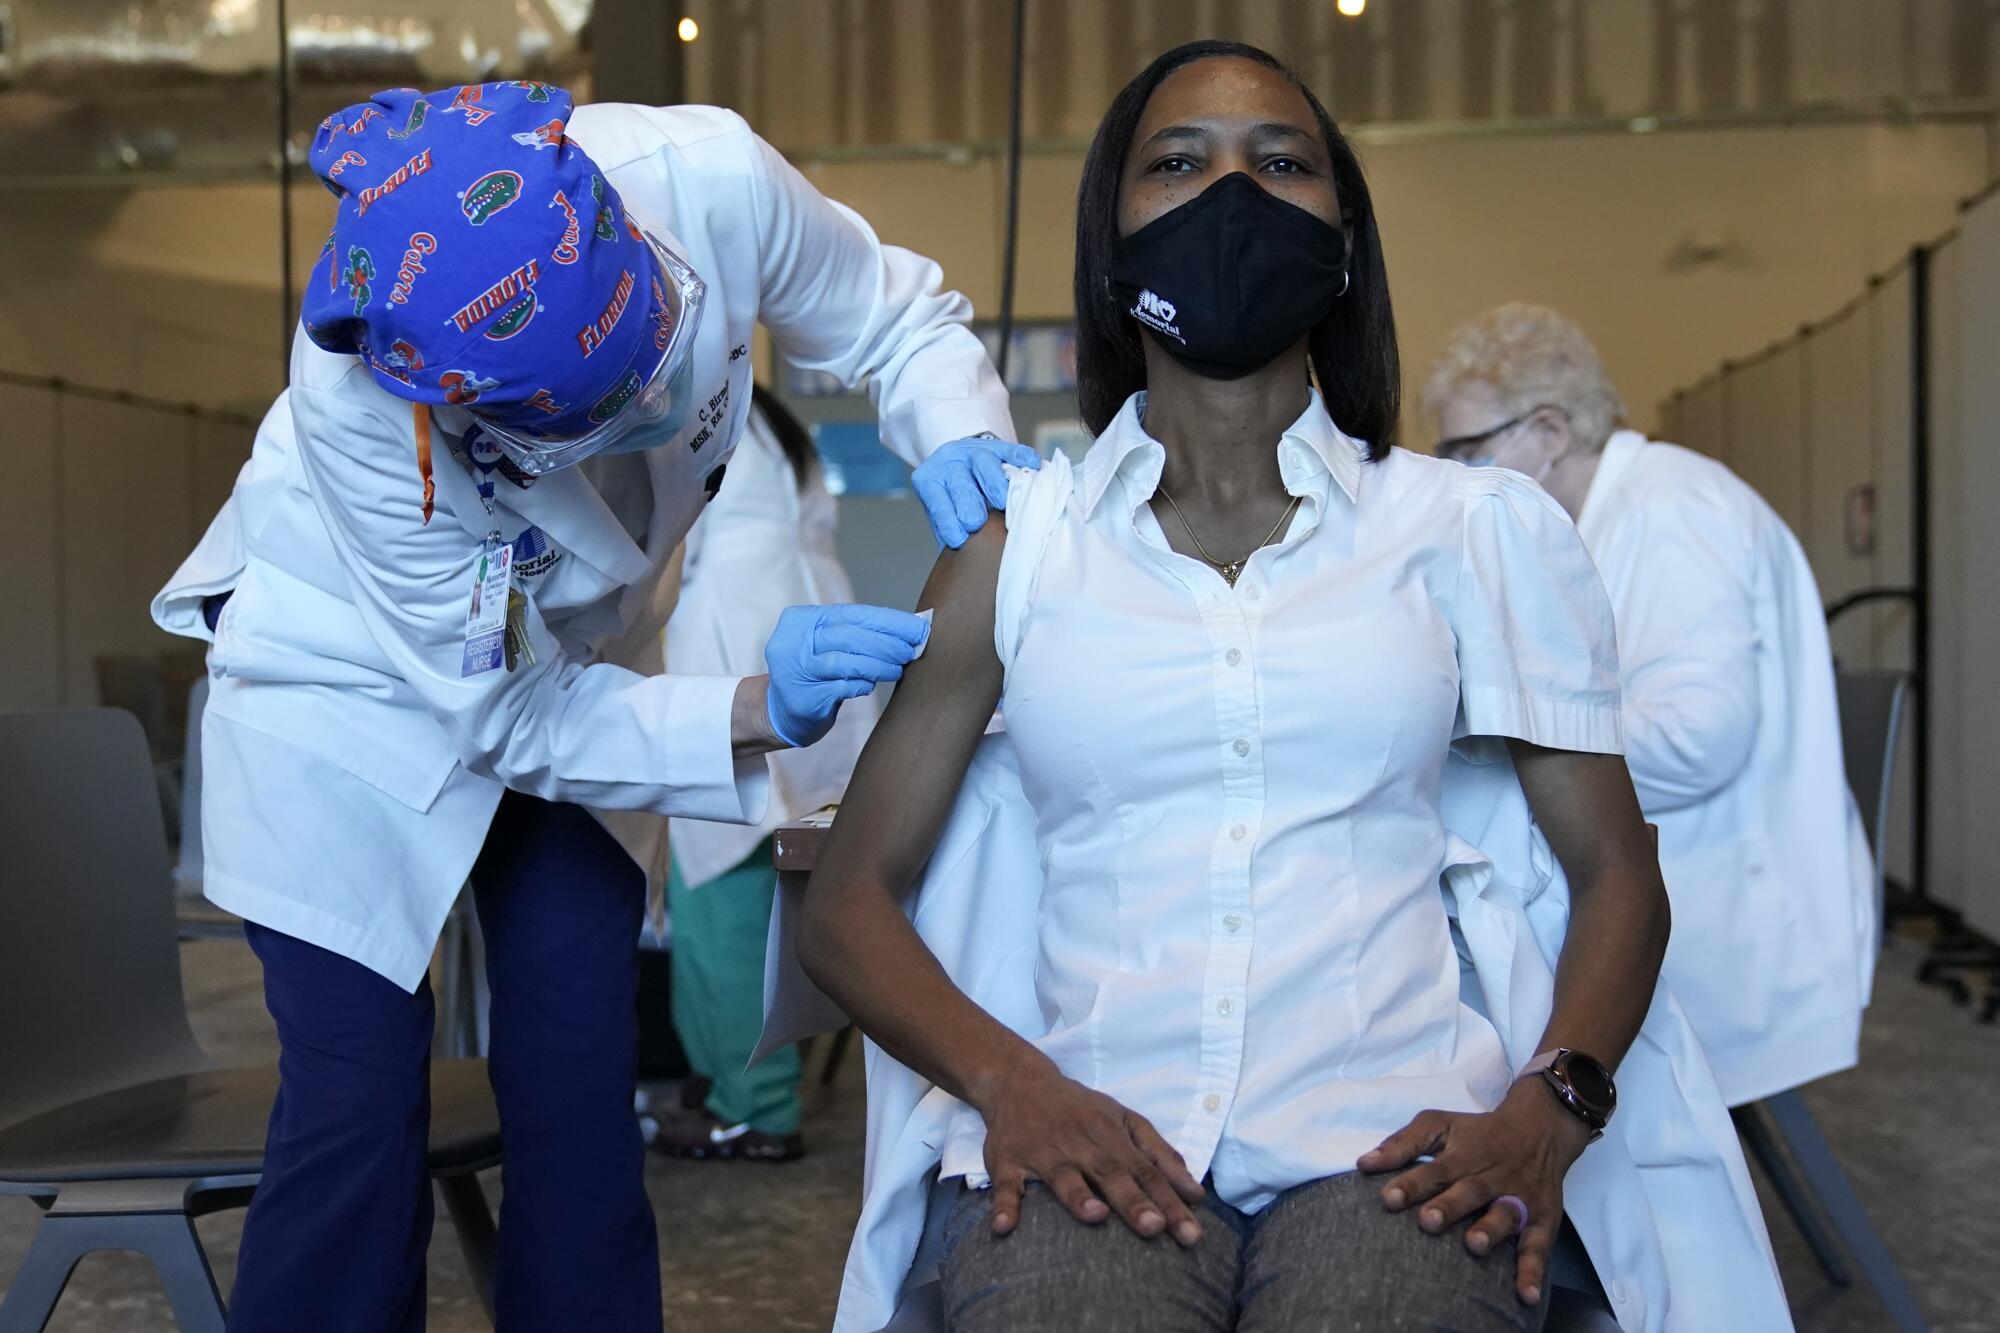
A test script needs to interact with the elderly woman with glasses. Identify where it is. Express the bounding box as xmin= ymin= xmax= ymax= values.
xmin=1426 ymin=303 xmax=1874 ymax=1117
